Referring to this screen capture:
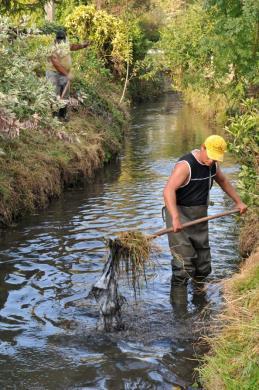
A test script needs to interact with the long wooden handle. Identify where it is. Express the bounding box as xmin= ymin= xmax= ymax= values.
xmin=150 ymin=208 xmax=240 ymax=239
xmin=61 ymin=80 xmax=70 ymax=99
